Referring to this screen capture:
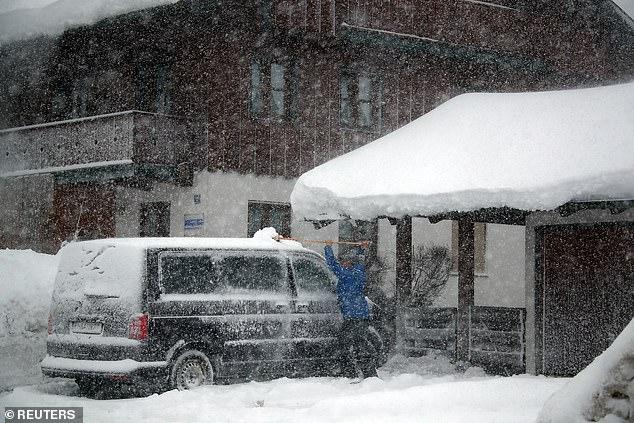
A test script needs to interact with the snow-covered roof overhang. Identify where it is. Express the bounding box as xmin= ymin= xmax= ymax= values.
xmin=290 ymin=82 xmax=634 ymax=221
